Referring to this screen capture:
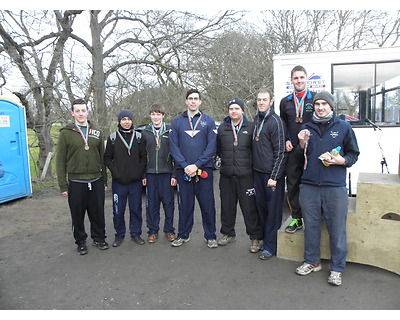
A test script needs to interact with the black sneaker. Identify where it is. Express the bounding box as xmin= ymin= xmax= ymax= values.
xmin=131 ymin=236 xmax=145 ymax=245
xmin=112 ymin=237 xmax=124 ymax=247
xmin=77 ymin=243 xmax=88 ymax=255
xmin=93 ymin=240 xmax=109 ymax=250
xmin=285 ymin=218 xmax=303 ymax=234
